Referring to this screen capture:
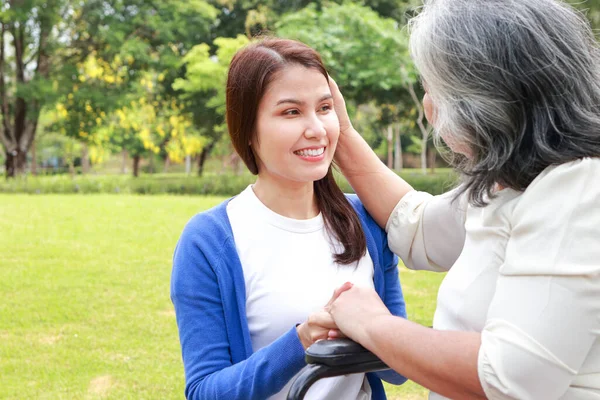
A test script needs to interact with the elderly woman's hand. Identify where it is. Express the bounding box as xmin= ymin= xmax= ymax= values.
xmin=327 ymin=285 xmax=392 ymax=344
xmin=296 ymin=282 xmax=354 ymax=349
xmin=328 ymin=76 xmax=354 ymax=136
